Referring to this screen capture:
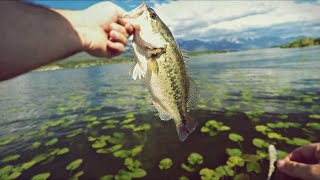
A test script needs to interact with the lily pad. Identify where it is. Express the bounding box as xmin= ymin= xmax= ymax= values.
xmin=228 ymin=133 xmax=244 ymax=142
xmin=56 ymin=147 xmax=69 ymax=155
xmin=291 ymin=138 xmax=311 ymax=146
xmin=0 ymin=135 xmax=19 ymax=146
xmin=215 ymin=165 xmax=234 ymax=177
xmin=100 ymin=175 xmax=113 ymax=180
xmin=31 ymin=172 xmax=50 ymax=180
xmin=233 ymin=173 xmax=250 ymax=180
xmin=241 ymin=154 xmax=261 ymax=162
xmin=130 ymin=168 xmax=147 ymax=178
xmin=188 ymin=153 xmax=204 ymax=165
xmin=159 ymin=158 xmax=173 ymax=170
xmin=199 ymin=168 xmax=215 ymax=180
xmin=179 ymin=176 xmax=189 ymax=180
xmin=66 ymin=159 xmax=83 ymax=171
xmin=246 ymin=161 xmax=261 ymax=173
xmin=1 ymin=154 xmax=21 ymax=163
xmin=45 ymin=138 xmax=58 ymax=146
xmin=306 ymin=122 xmax=320 ymax=130
xmin=309 ymin=114 xmax=320 ymax=119
xmin=252 ymin=138 xmax=268 ymax=148
xmin=22 ymin=160 xmax=37 ymax=170
xmin=115 ymin=169 xmax=131 ymax=180
xmin=227 ymin=156 xmax=245 ymax=167
xmin=226 ymin=148 xmax=242 ymax=157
